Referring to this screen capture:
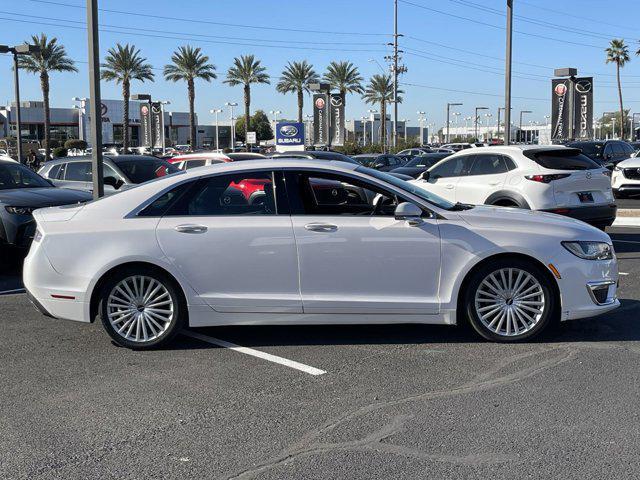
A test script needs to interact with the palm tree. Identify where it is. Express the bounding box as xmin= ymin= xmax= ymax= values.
xmin=323 ymin=61 xmax=364 ymax=99
xmin=101 ymin=44 xmax=154 ymax=152
xmin=606 ymin=39 xmax=630 ymax=139
xmin=362 ymin=74 xmax=402 ymax=150
xmin=164 ymin=46 xmax=217 ymax=149
xmin=276 ymin=61 xmax=319 ymax=122
xmin=224 ymin=55 xmax=270 ymax=145
xmin=17 ymin=34 xmax=77 ymax=160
